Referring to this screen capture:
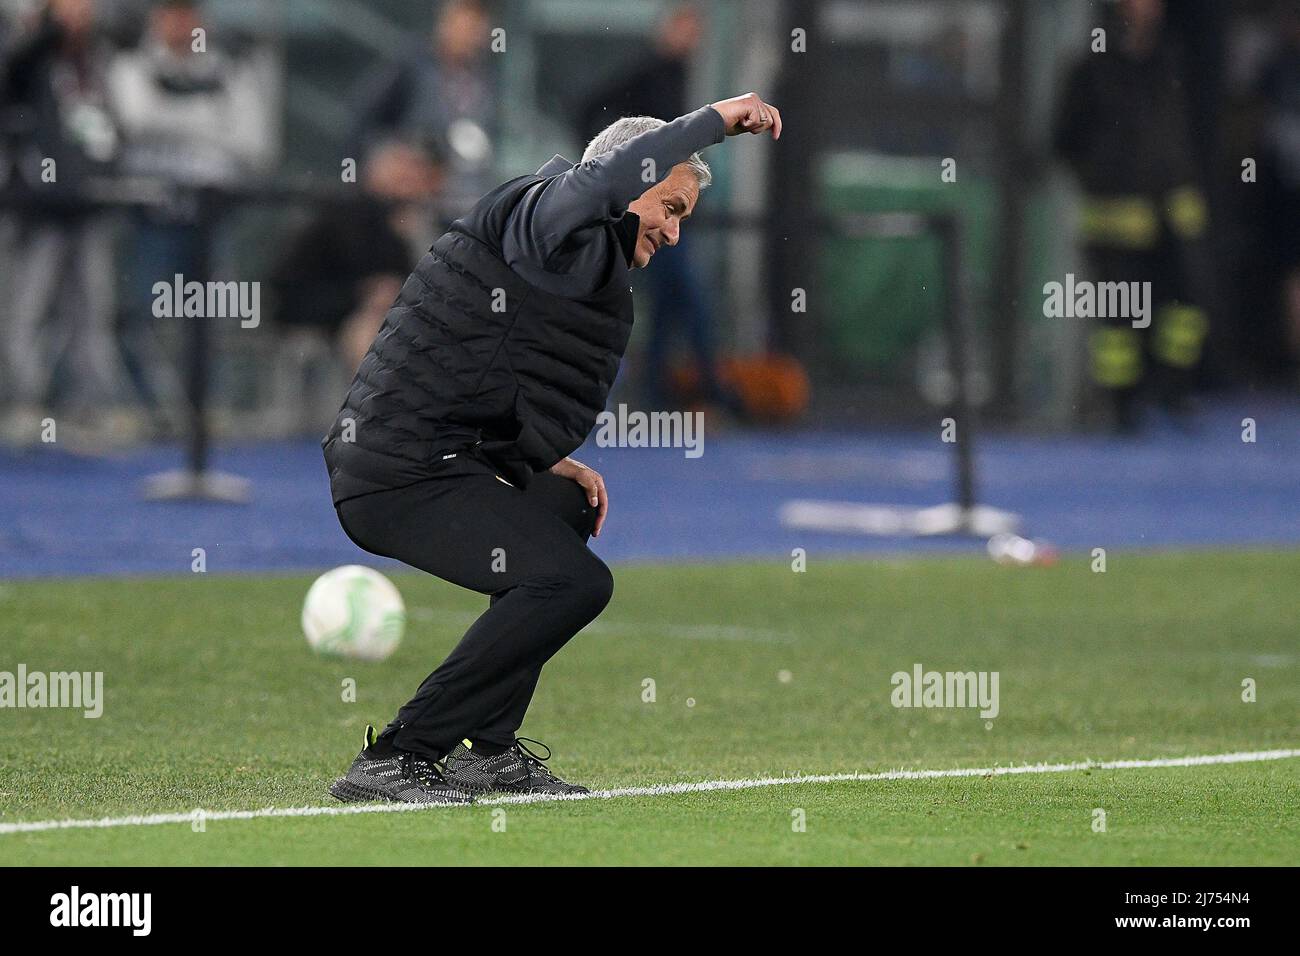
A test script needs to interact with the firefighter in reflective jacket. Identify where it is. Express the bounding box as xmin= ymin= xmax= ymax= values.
xmin=1054 ymin=0 xmax=1208 ymax=430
